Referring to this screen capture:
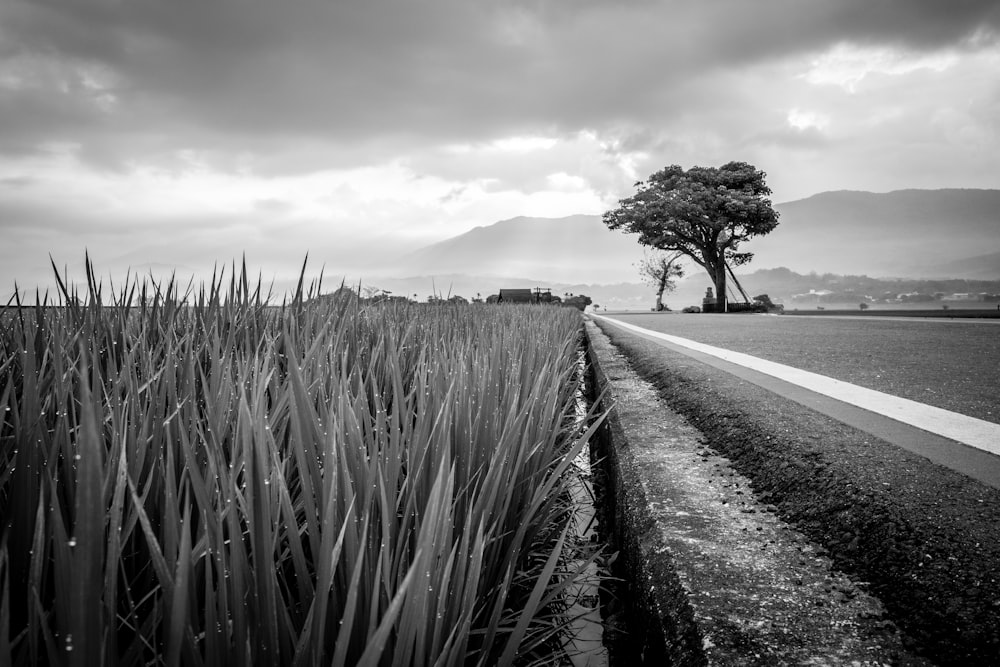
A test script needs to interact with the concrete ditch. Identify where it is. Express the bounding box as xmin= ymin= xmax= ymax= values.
xmin=584 ymin=319 xmax=930 ymax=665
